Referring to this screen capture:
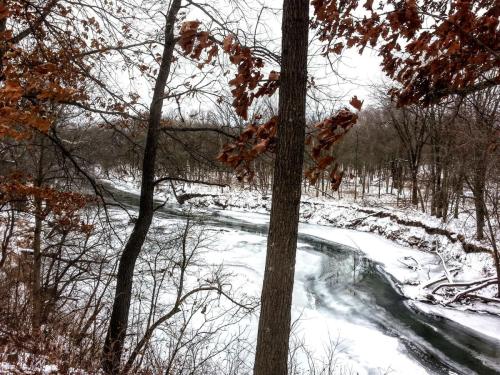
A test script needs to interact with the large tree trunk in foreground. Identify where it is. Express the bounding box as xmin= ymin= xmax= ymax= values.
xmin=102 ymin=1 xmax=182 ymax=373
xmin=253 ymin=1 xmax=309 ymax=374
